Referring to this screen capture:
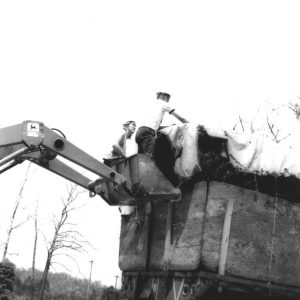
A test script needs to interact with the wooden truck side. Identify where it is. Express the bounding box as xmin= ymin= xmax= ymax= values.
xmin=119 ymin=179 xmax=300 ymax=299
